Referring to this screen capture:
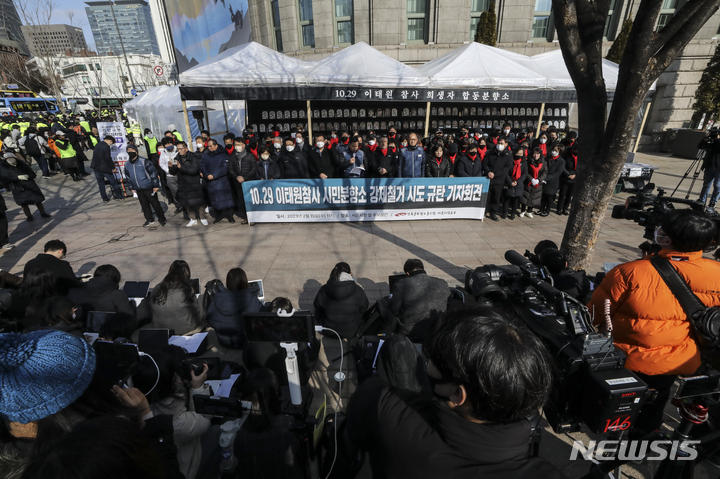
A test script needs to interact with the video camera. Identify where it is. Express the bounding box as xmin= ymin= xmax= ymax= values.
xmin=611 ymin=184 xmax=720 ymax=245
xmin=465 ymin=250 xmax=648 ymax=434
